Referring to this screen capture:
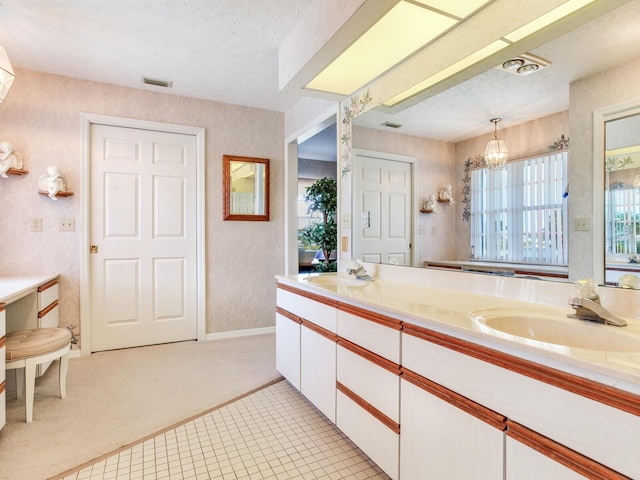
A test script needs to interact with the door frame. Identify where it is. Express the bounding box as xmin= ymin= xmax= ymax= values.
xmin=352 ymin=148 xmax=417 ymax=267
xmin=80 ymin=113 xmax=206 ymax=355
